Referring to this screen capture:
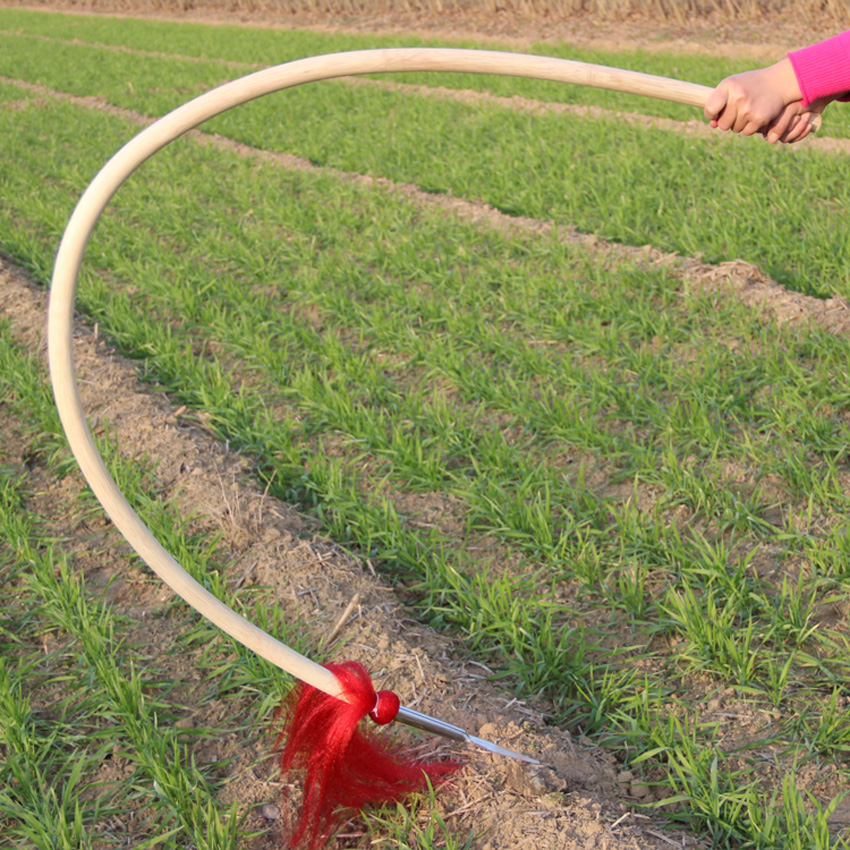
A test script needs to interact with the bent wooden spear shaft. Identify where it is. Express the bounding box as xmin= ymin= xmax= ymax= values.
xmin=48 ymin=47 xmax=712 ymax=759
